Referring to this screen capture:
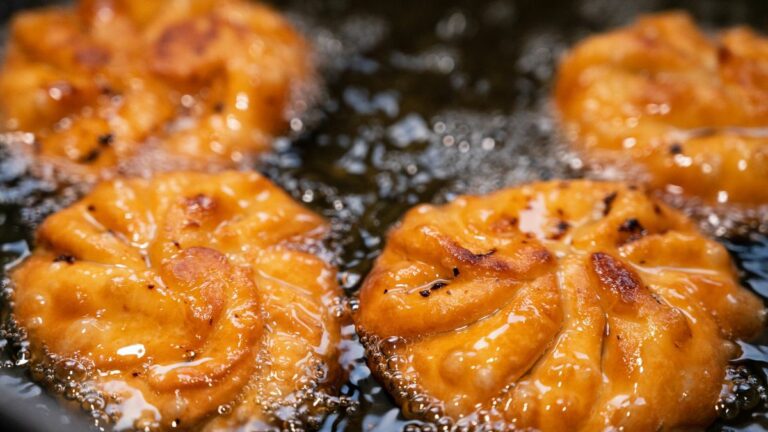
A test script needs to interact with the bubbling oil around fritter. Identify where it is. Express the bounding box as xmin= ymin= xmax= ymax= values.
xmin=555 ymin=12 xmax=768 ymax=230
xmin=2 ymin=1 xmax=768 ymax=431
xmin=356 ymin=180 xmax=765 ymax=431
xmin=8 ymin=171 xmax=345 ymax=431
xmin=0 ymin=0 xmax=313 ymax=181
